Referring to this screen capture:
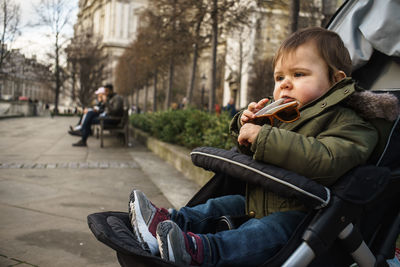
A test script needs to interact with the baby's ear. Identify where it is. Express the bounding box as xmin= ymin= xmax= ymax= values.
xmin=334 ymin=70 xmax=346 ymax=83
